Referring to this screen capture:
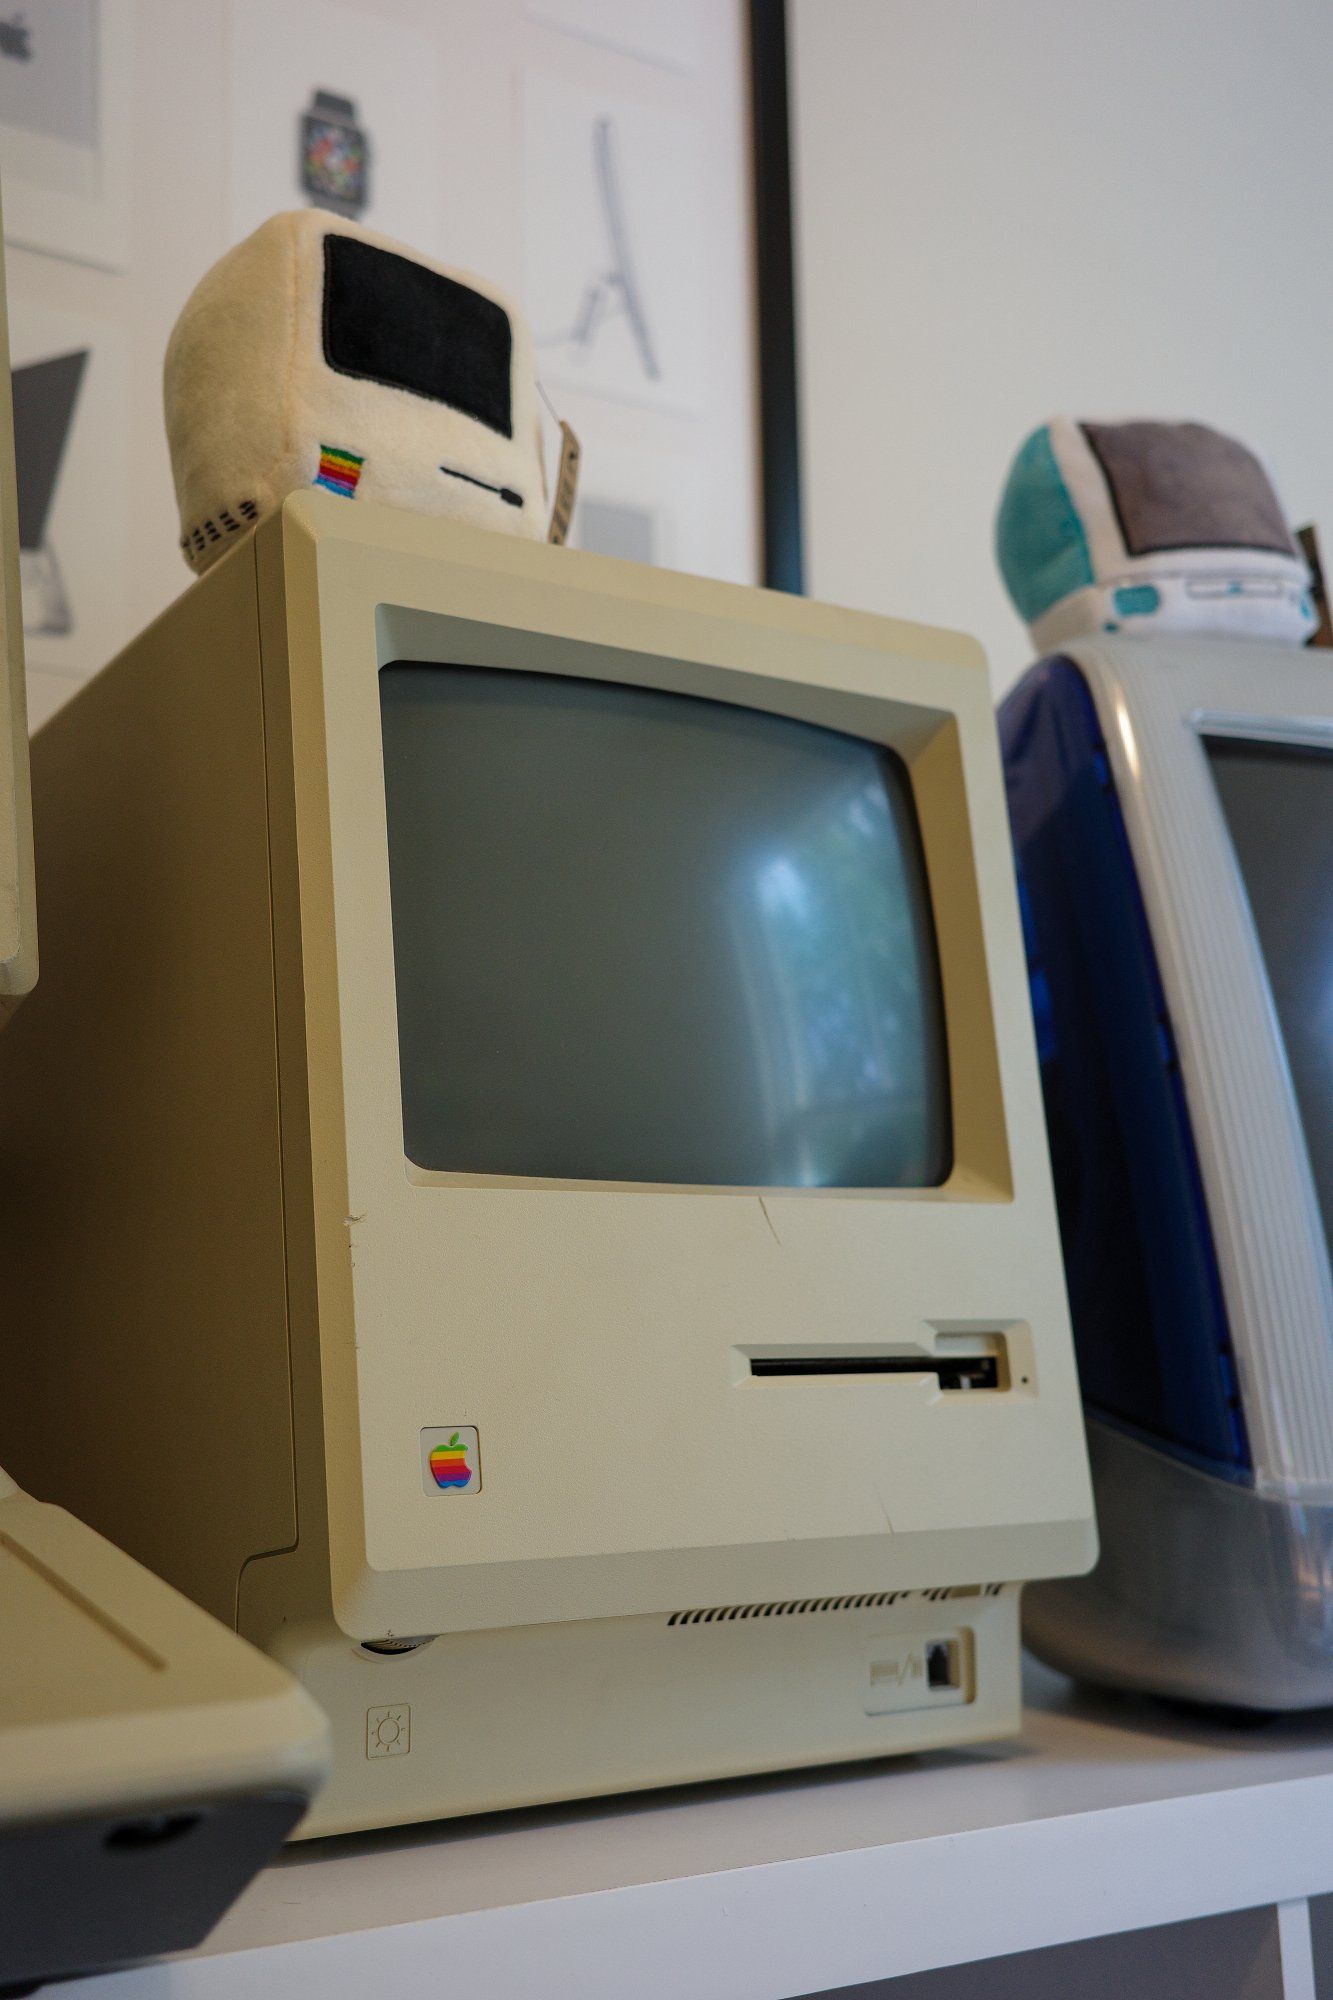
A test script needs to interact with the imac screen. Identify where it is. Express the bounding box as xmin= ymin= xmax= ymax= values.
xmin=1206 ymin=735 xmax=1333 ymax=1260
xmin=379 ymin=664 xmax=952 ymax=1187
